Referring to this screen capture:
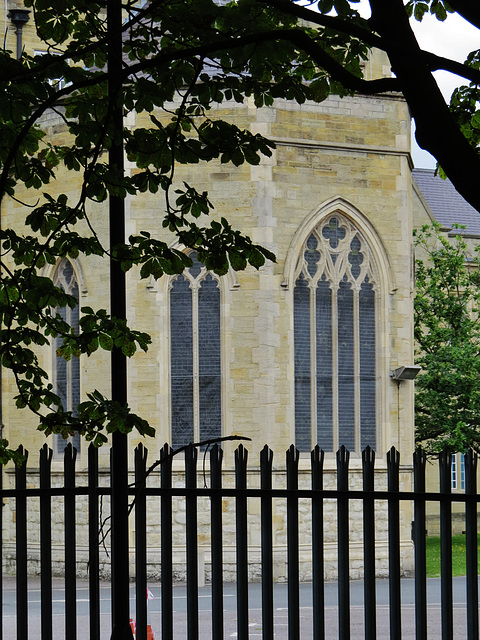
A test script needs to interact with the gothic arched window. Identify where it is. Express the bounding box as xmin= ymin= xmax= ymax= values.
xmin=294 ymin=214 xmax=377 ymax=453
xmin=169 ymin=253 xmax=221 ymax=448
xmin=53 ymin=259 xmax=81 ymax=455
